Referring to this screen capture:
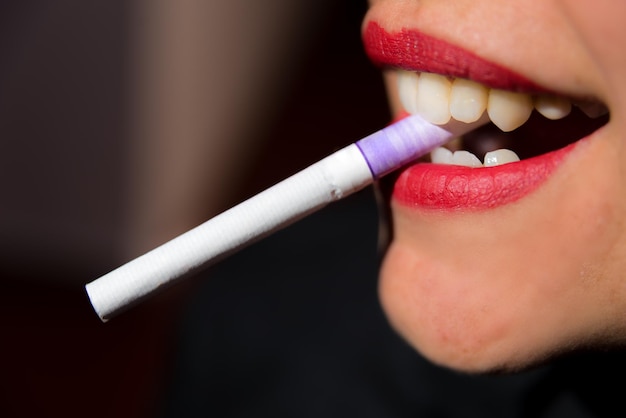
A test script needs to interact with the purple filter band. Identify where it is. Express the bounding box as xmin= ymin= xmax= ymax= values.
xmin=355 ymin=114 xmax=453 ymax=179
